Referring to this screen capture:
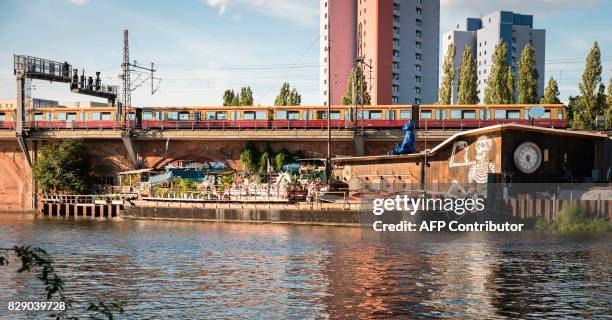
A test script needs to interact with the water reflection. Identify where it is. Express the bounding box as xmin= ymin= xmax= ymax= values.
xmin=0 ymin=214 xmax=610 ymax=319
